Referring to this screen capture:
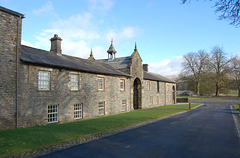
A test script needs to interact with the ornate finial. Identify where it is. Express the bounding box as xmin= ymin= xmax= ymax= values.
xmin=111 ymin=38 xmax=113 ymax=44
xmin=134 ymin=42 xmax=138 ymax=52
xmin=90 ymin=49 xmax=93 ymax=57
xmin=88 ymin=49 xmax=95 ymax=61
